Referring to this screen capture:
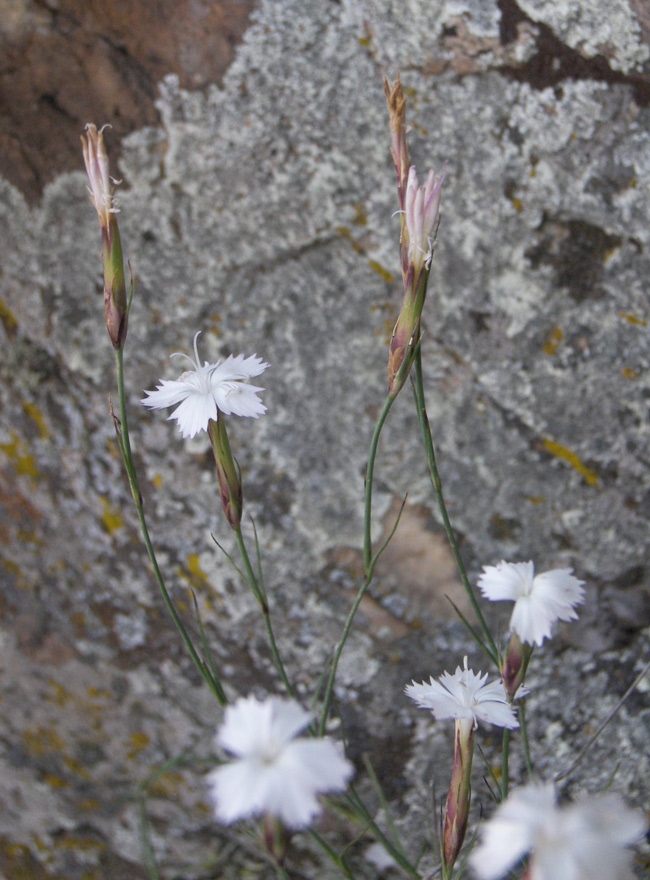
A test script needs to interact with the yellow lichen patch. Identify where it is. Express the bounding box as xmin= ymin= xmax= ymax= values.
xmin=53 ymin=835 xmax=105 ymax=853
xmin=127 ymin=731 xmax=151 ymax=759
xmin=542 ymin=438 xmax=599 ymax=487
xmin=336 ymin=226 xmax=363 ymax=254
xmin=17 ymin=528 xmax=44 ymax=546
xmin=543 ymin=326 xmax=564 ymax=355
xmin=77 ymin=798 xmax=100 ymax=812
xmin=178 ymin=553 xmax=210 ymax=593
xmin=86 ymin=686 xmax=110 ymax=698
xmin=0 ymin=298 xmax=18 ymax=333
xmin=47 ymin=679 xmax=72 ymax=707
xmin=368 ymin=260 xmax=395 ymax=283
xmin=352 ymin=205 xmax=368 ymax=226
xmin=208 ymin=312 xmax=222 ymax=336
xmin=0 ymin=431 xmax=39 ymax=480
xmin=152 ymin=473 xmax=163 ymax=489
xmin=619 ymin=312 xmax=647 ymax=327
xmin=0 ymin=556 xmax=32 ymax=590
xmin=149 ymin=771 xmax=184 ymax=798
xmin=511 ymin=196 xmax=523 ymax=213
xmin=43 ymin=774 xmax=69 ymax=789
xmin=623 ymin=367 xmax=639 ymax=379
xmin=22 ymin=402 xmax=50 ymax=440
xmin=23 ymin=725 xmax=66 ymax=757
xmin=99 ymin=496 xmax=124 ymax=535
xmin=63 ymin=755 xmax=90 ymax=780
